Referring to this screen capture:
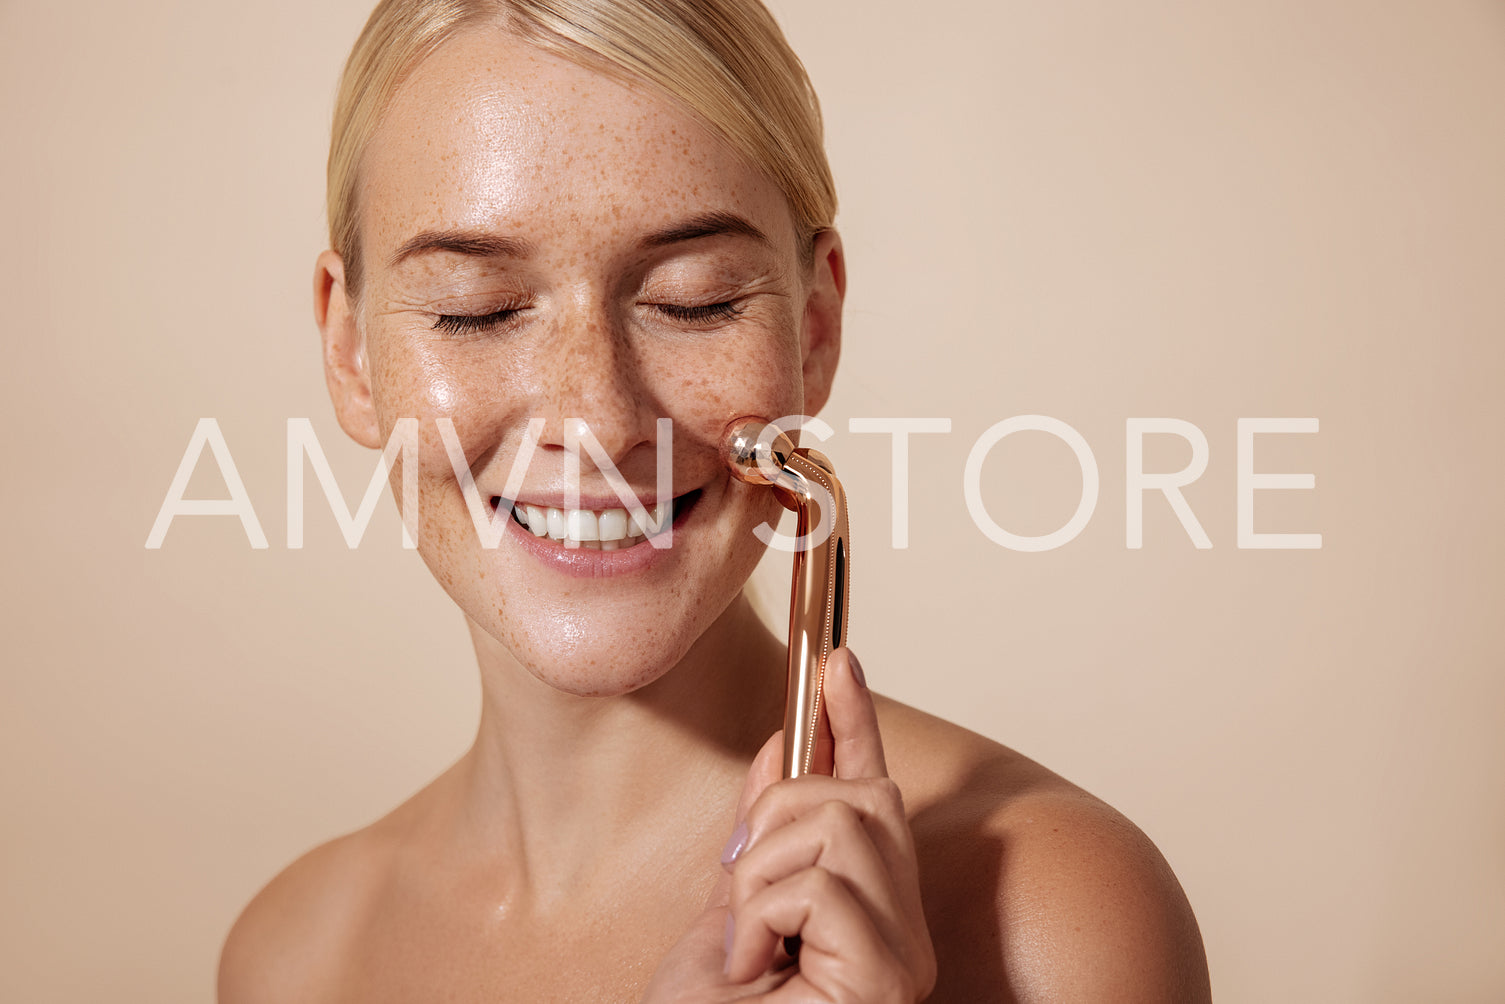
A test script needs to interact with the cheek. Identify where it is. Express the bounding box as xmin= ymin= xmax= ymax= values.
xmin=365 ymin=339 xmax=521 ymax=503
xmin=423 ymin=372 xmax=460 ymax=413
xmin=640 ymin=323 xmax=808 ymax=445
